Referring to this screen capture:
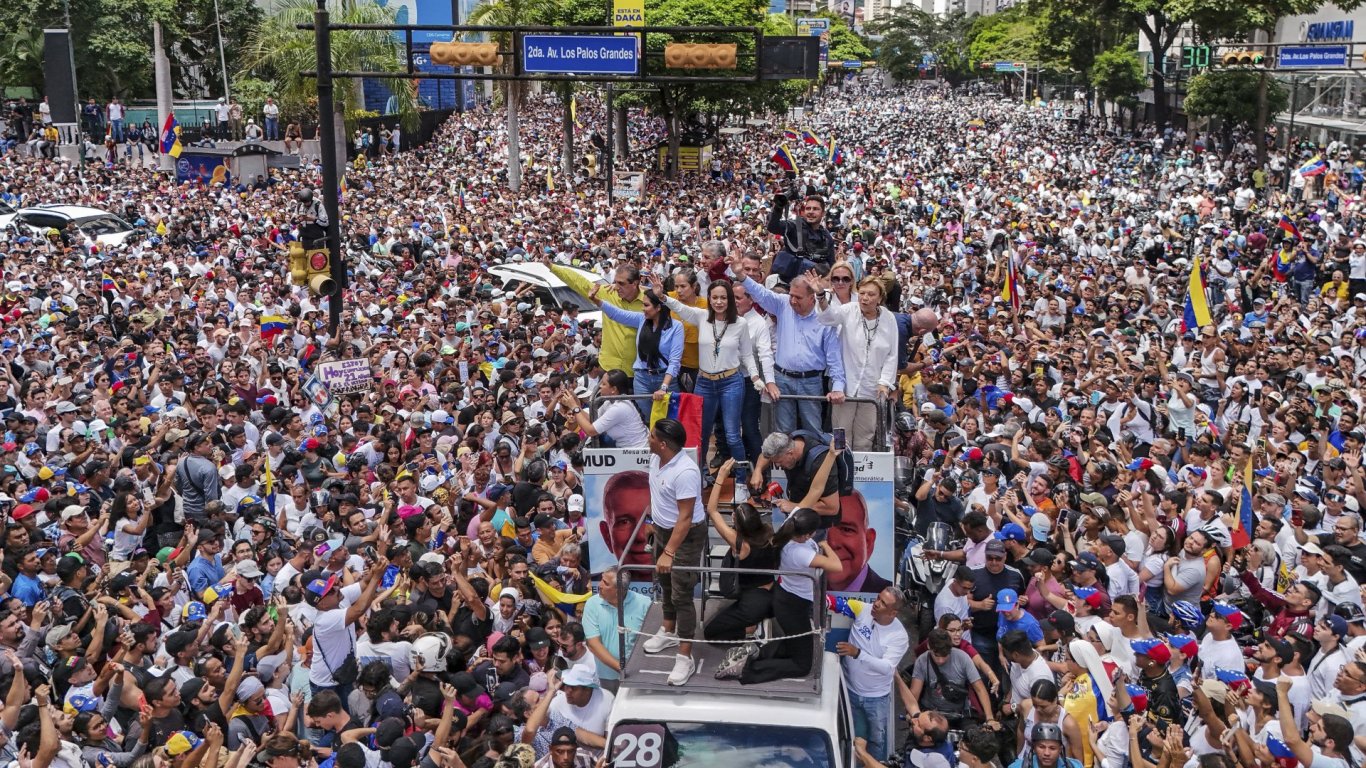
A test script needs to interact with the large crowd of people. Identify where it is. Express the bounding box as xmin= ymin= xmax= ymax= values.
xmin=0 ymin=72 xmax=1362 ymax=768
